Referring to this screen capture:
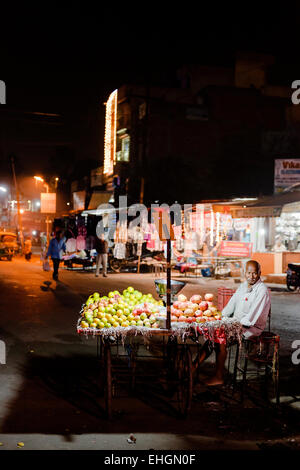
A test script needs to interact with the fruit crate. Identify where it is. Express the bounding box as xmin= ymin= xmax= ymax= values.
xmin=217 ymin=287 xmax=236 ymax=311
